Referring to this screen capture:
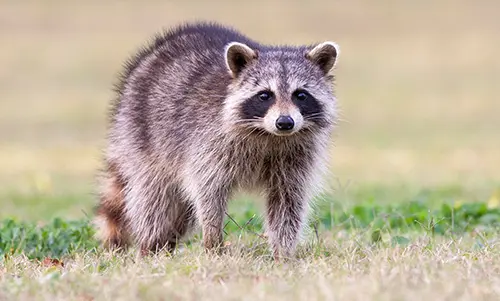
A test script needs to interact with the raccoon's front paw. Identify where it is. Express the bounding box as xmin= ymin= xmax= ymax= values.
xmin=203 ymin=242 xmax=227 ymax=257
xmin=271 ymin=247 xmax=293 ymax=262
xmin=202 ymin=231 xmax=225 ymax=255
